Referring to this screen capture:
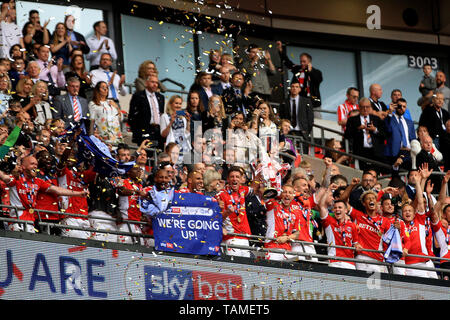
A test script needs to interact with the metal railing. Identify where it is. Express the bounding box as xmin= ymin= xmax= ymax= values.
xmin=1 ymin=204 xmax=449 ymax=278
